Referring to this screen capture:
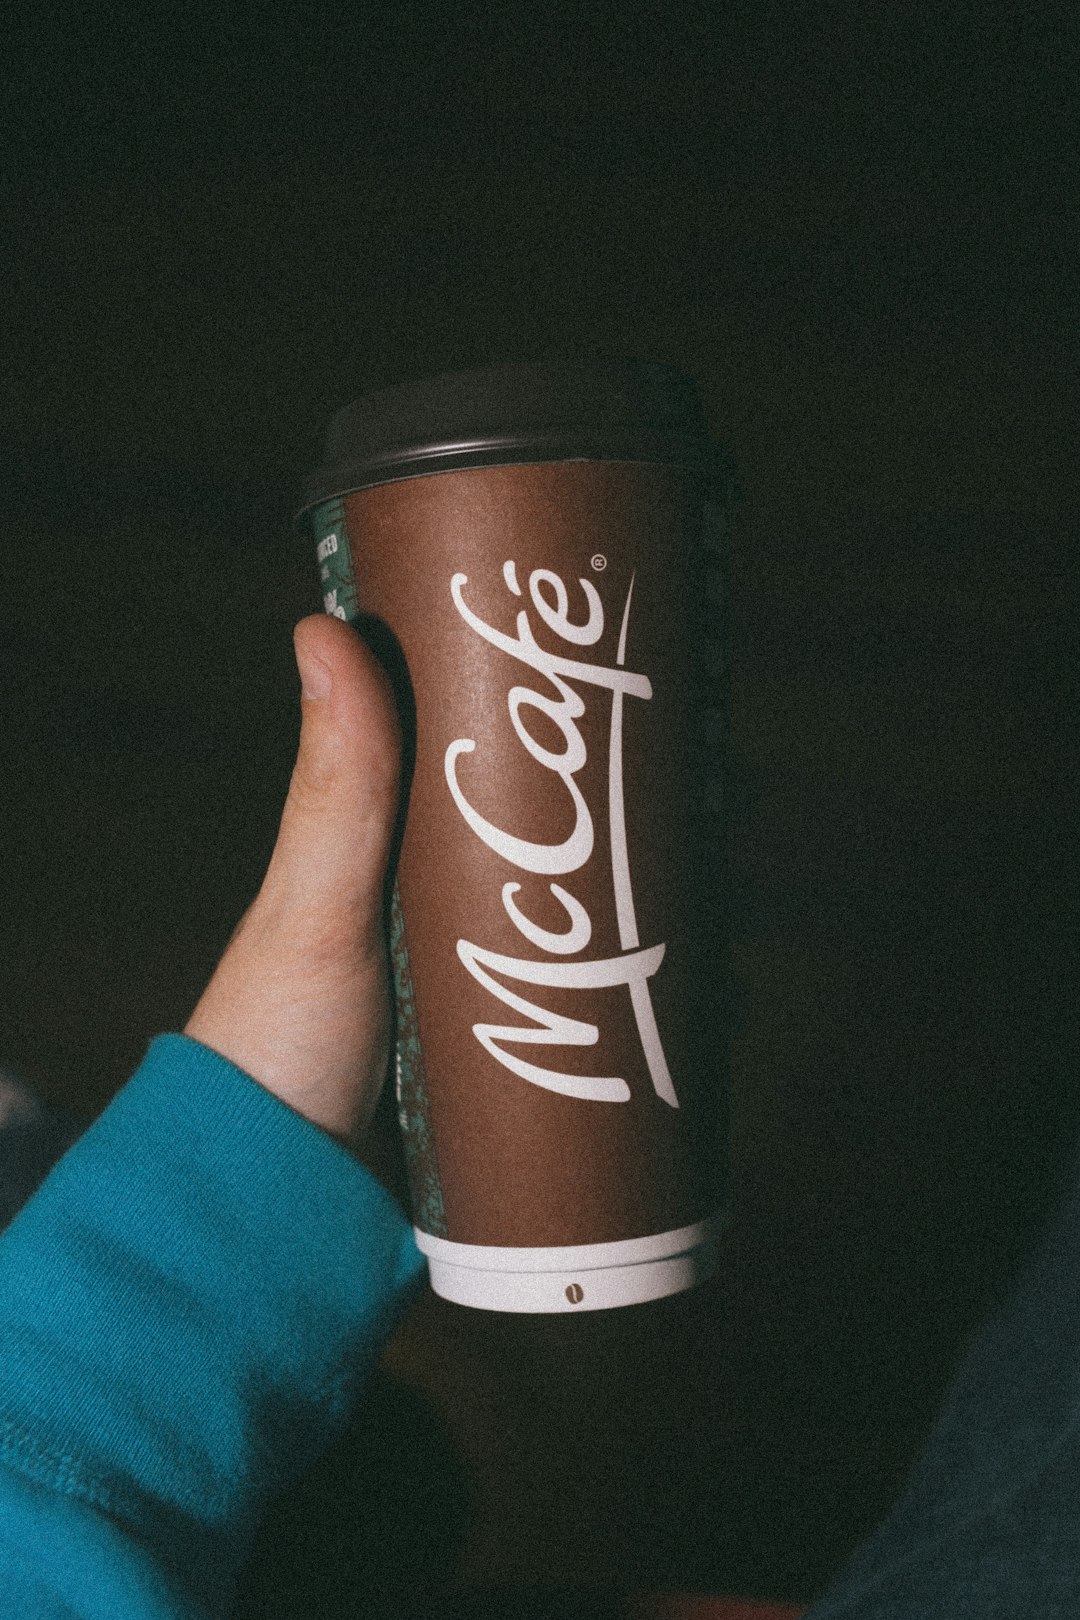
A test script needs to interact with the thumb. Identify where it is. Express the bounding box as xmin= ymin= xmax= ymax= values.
xmin=259 ymin=614 xmax=403 ymax=947
xmin=183 ymin=615 xmax=403 ymax=1146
